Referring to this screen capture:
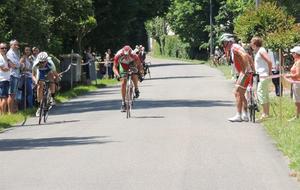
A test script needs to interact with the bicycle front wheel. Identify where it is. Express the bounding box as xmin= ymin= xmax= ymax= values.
xmin=38 ymin=99 xmax=45 ymax=125
xmin=125 ymin=82 xmax=133 ymax=119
